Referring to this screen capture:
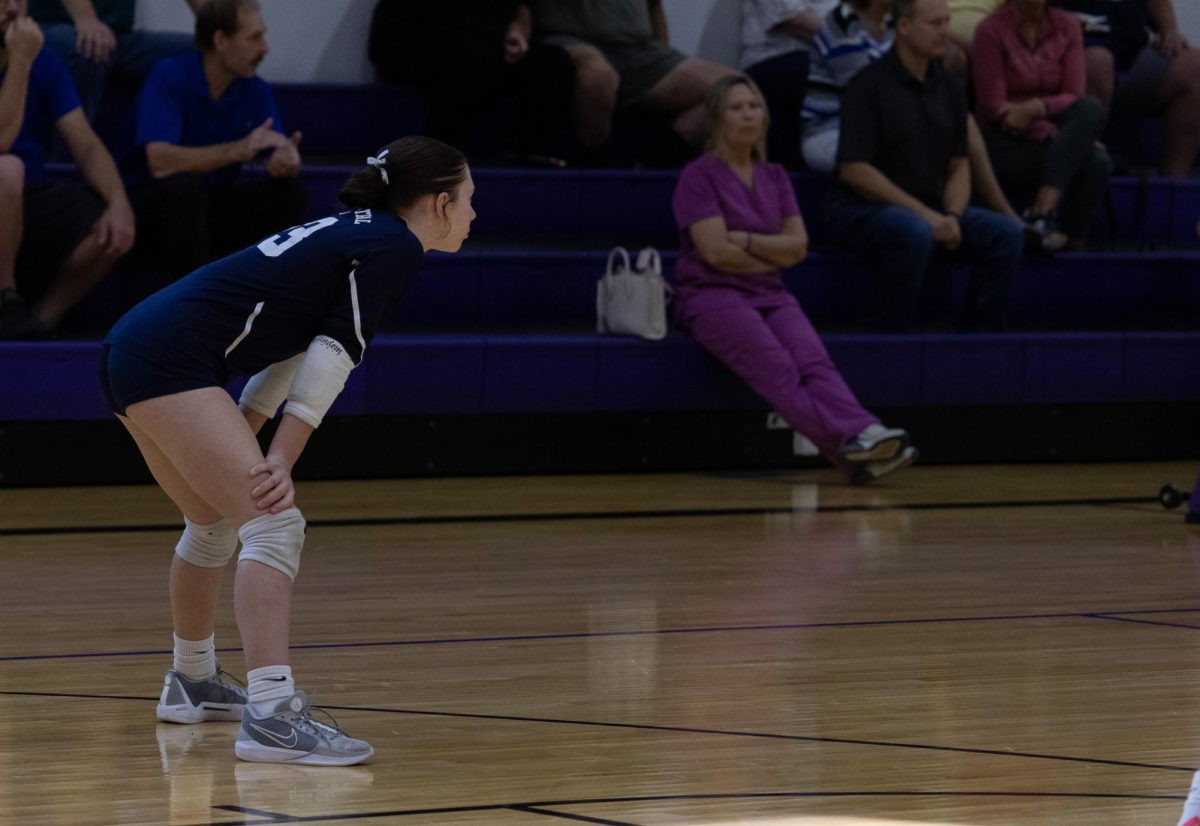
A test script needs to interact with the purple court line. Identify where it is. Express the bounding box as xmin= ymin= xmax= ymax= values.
xmin=3 ymin=606 xmax=1199 ymax=663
